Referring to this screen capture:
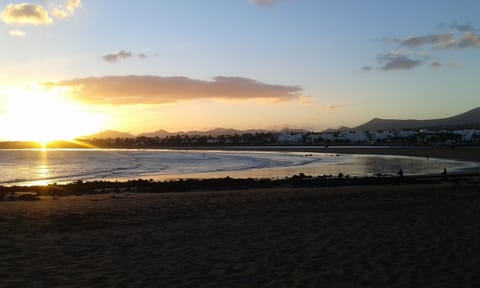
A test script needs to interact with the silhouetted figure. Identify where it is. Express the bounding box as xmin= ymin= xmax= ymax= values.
xmin=398 ymin=168 xmax=404 ymax=178
xmin=441 ymin=168 xmax=448 ymax=179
